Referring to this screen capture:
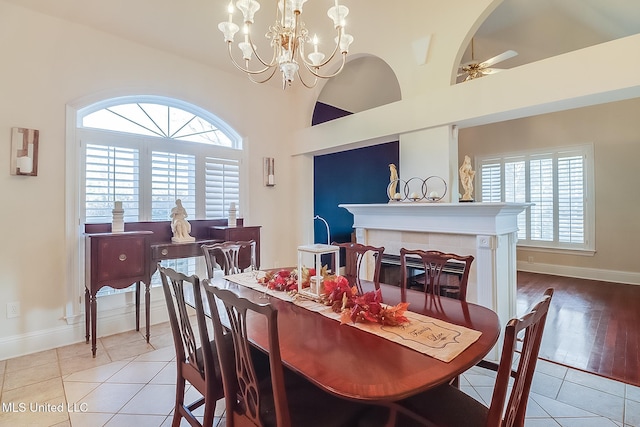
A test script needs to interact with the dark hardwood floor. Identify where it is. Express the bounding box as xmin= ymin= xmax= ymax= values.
xmin=517 ymin=271 xmax=640 ymax=387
